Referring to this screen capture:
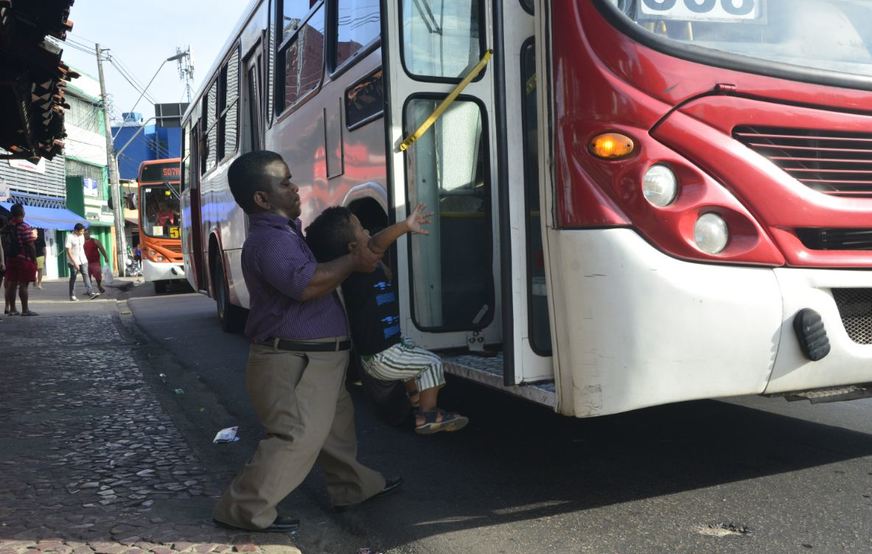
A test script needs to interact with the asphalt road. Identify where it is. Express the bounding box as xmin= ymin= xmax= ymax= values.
xmin=128 ymin=289 xmax=872 ymax=553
